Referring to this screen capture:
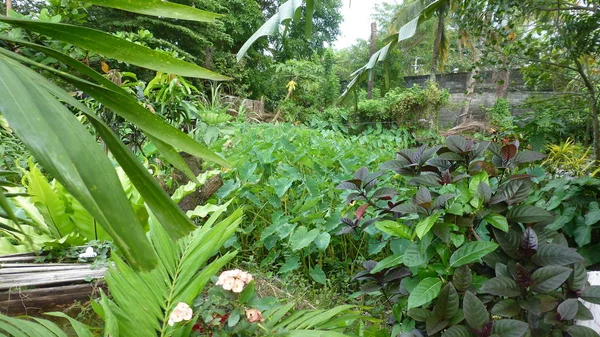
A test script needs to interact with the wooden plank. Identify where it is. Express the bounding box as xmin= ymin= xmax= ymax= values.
xmin=1 ymin=263 xmax=81 ymax=268
xmin=0 ymin=269 xmax=107 ymax=290
xmin=0 ymin=256 xmax=38 ymax=263
xmin=0 ymin=283 xmax=102 ymax=301
xmin=0 ymin=282 xmax=107 ymax=315
xmin=0 ymin=265 xmax=95 ymax=274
